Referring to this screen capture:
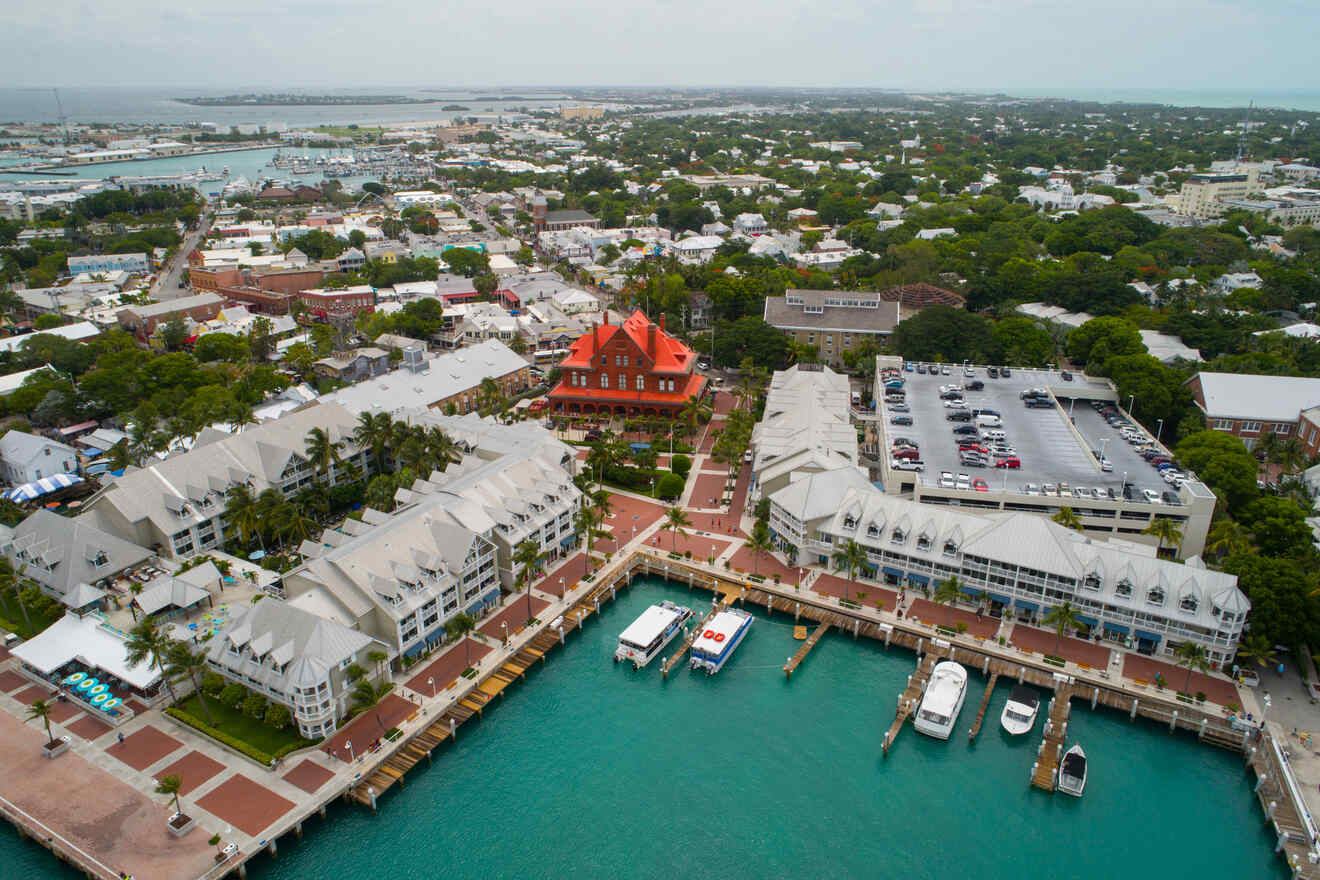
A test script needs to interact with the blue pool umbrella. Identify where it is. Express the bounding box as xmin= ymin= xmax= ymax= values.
xmin=5 ymin=474 xmax=84 ymax=502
